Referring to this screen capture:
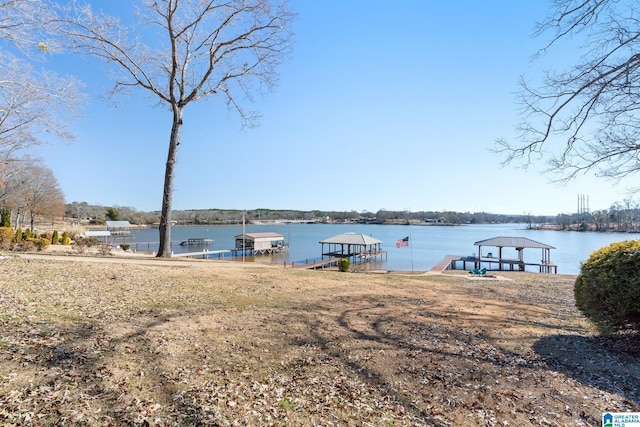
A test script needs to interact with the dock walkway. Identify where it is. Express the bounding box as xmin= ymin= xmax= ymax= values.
xmin=430 ymin=255 xmax=466 ymax=272
xmin=172 ymin=249 xmax=230 ymax=259
xmin=290 ymin=257 xmax=341 ymax=270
